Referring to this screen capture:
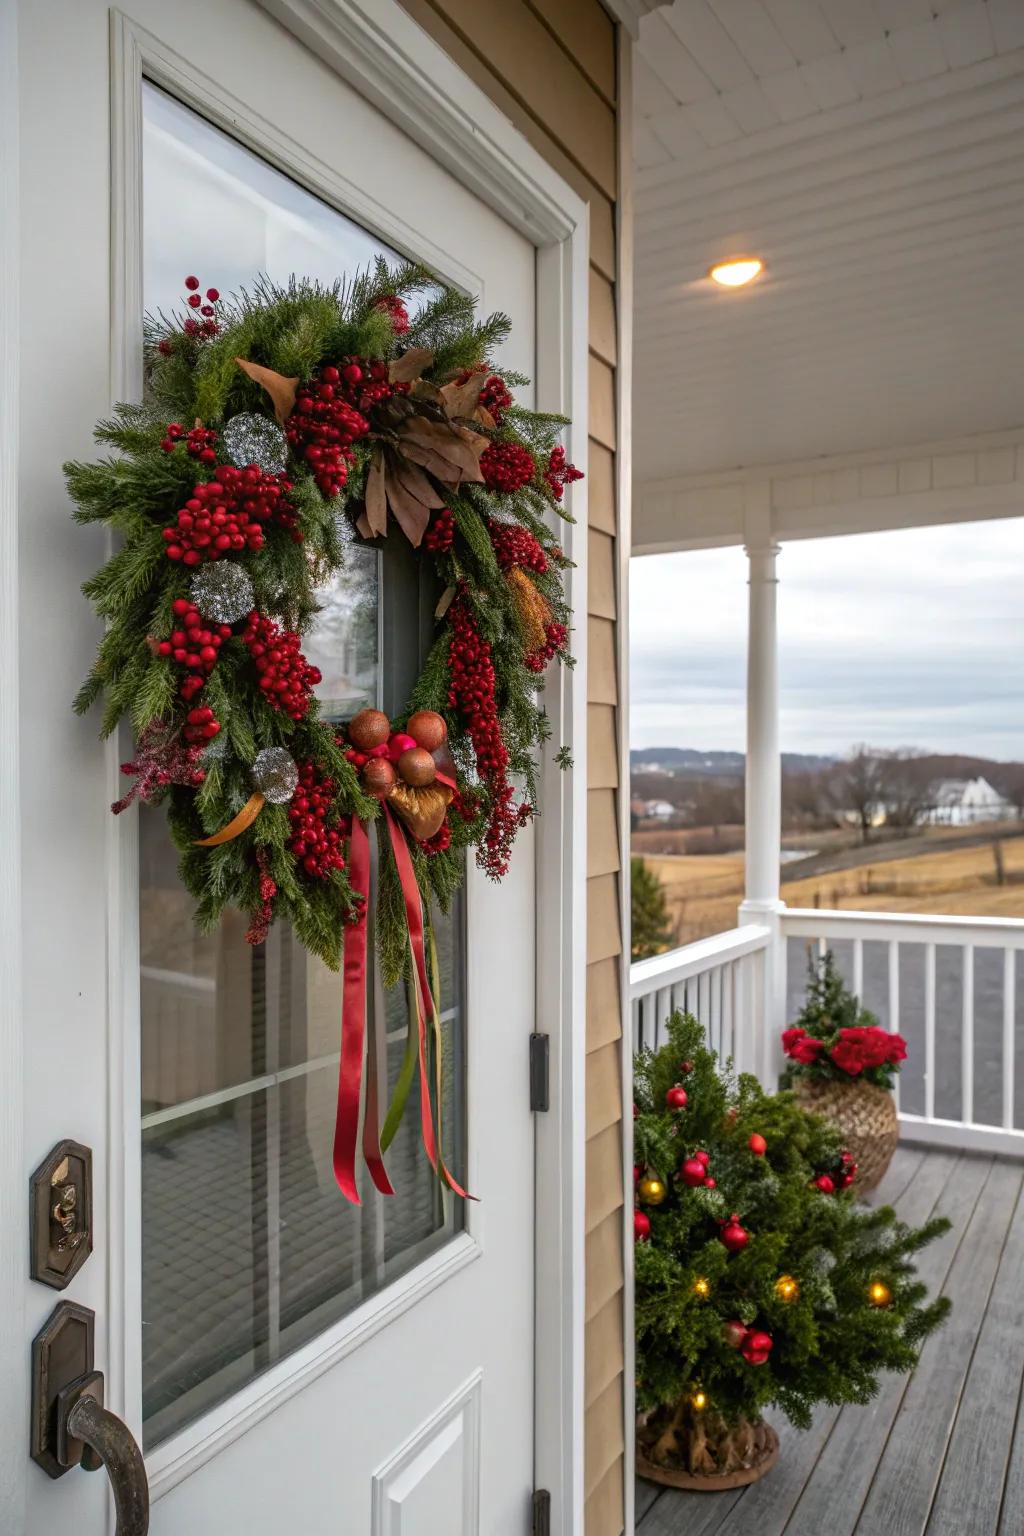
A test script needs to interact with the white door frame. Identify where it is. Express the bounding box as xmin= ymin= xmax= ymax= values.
xmin=2 ymin=2 xmax=590 ymax=1531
